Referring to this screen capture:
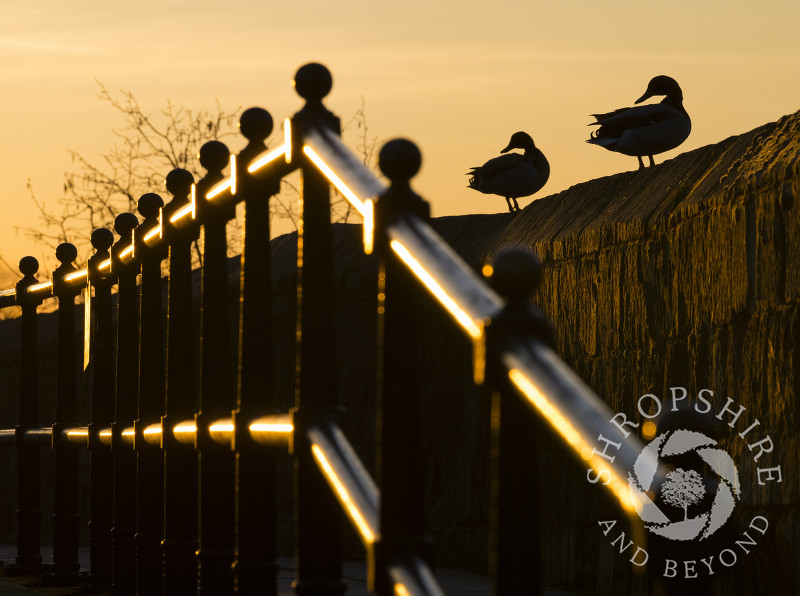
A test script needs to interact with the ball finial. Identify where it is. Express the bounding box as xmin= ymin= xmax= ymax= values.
xmin=91 ymin=228 xmax=115 ymax=251
xmin=293 ymin=63 xmax=333 ymax=102
xmin=379 ymin=139 xmax=422 ymax=183
xmin=239 ymin=107 xmax=273 ymax=142
xmin=198 ymin=140 xmax=230 ymax=173
xmin=137 ymin=193 xmax=164 ymax=219
xmin=19 ymin=256 xmax=39 ymax=276
xmin=489 ymin=249 xmax=543 ymax=301
xmin=55 ymin=243 xmax=78 ymax=264
xmin=165 ymin=169 xmax=194 ymax=197
xmin=114 ymin=212 xmax=139 ymax=237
